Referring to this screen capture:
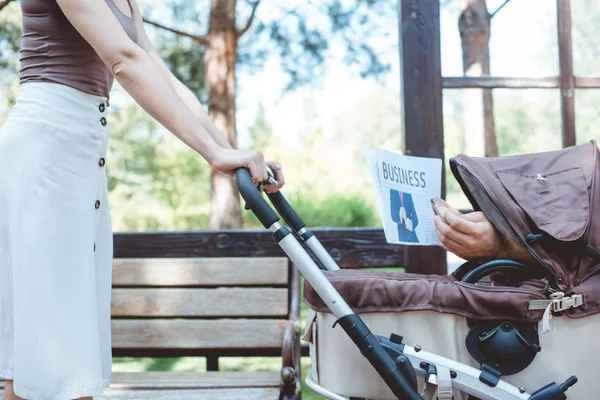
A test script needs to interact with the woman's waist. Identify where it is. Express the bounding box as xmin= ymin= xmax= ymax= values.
xmin=13 ymin=81 xmax=110 ymax=124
